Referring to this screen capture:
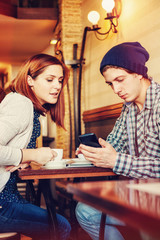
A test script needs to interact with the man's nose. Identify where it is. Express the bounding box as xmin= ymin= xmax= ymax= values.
xmin=113 ymin=83 xmax=121 ymax=94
